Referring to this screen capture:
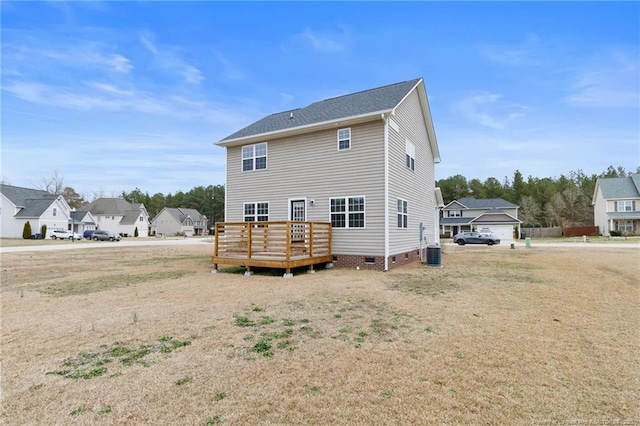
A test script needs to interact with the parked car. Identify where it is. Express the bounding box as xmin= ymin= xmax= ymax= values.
xmin=50 ymin=230 xmax=74 ymax=240
xmin=453 ymin=231 xmax=501 ymax=246
xmin=92 ymin=230 xmax=121 ymax=241
xmin=83 ymin=230 xmax=96 ymax=239
xmin=72 ymin=232 xmax=83 ymax=240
